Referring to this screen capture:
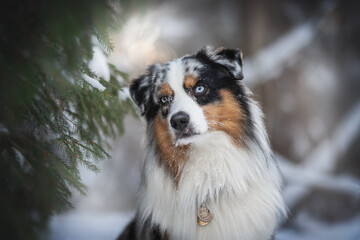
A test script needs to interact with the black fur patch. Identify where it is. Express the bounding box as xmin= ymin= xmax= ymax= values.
xmin=191 ymin=50 xmax=255 ymax=144
xmin=130 ymin=74 xmax=159 ymax=121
